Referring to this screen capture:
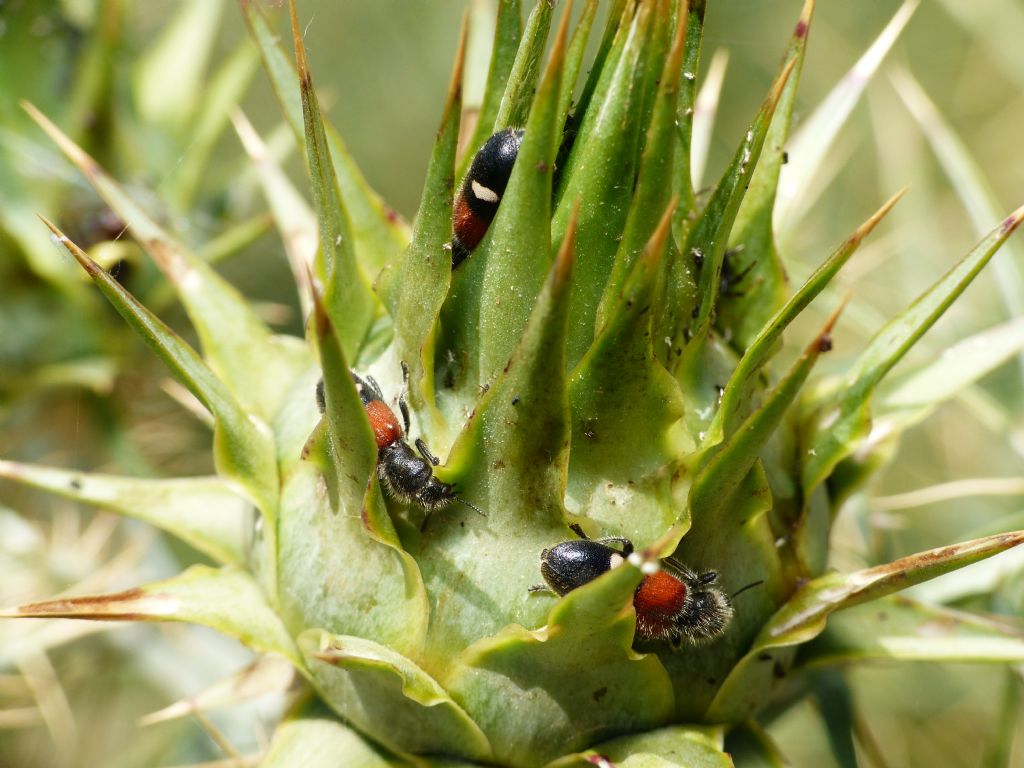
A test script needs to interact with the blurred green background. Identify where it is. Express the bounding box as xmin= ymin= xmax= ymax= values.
xmin=1 ymin=0 xmax=1022 ymax=765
